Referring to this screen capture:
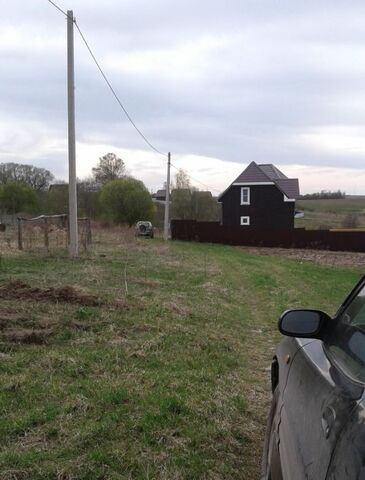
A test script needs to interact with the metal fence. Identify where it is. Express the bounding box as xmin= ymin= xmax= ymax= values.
xmin=16 ymin=214 xmax=92 ymax=252
xmin=171 ymin=220 xmax=365 ymax=253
